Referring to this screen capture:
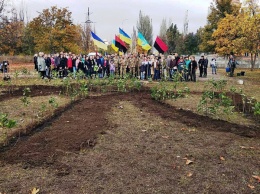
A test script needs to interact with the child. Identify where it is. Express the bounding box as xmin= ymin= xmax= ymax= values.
xmin=93 ymin=63 xmax=98 ymax=78
xmin=98 ymin=64 xmax=103 ymax=78
xmin=110 ymin=59 xmax=115 ymax=77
